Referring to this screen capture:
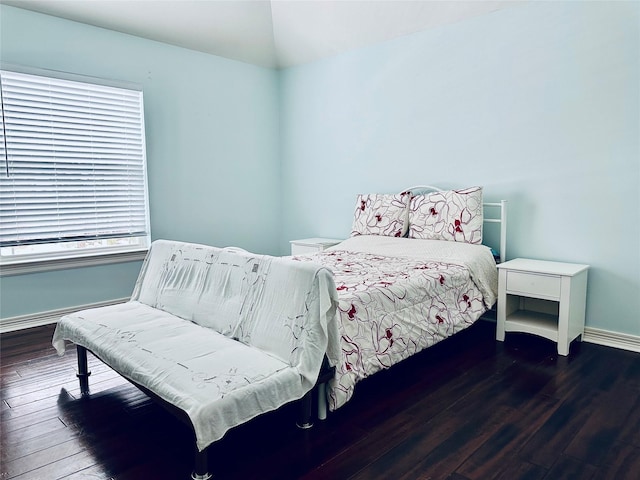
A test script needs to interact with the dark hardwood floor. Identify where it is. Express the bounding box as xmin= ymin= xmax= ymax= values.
xmin=1 ymin=320 xmax=638 ymax=480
